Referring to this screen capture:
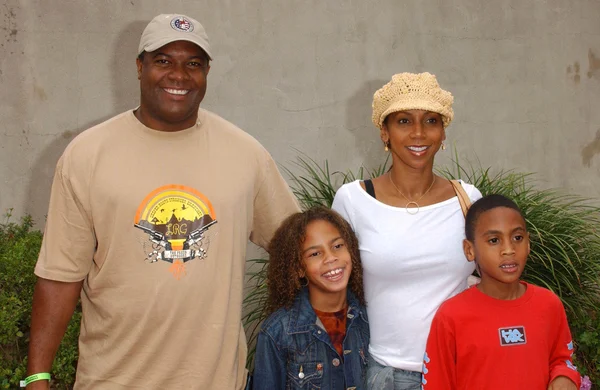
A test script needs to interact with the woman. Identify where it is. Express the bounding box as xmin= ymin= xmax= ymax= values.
xmin=332 ymin=72 xmax=482 ymax=390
